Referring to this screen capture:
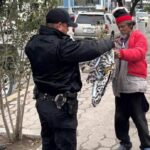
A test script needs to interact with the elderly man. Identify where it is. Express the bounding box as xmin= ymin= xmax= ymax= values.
xmin=112 ymin=7 xmax=150 ymax=150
